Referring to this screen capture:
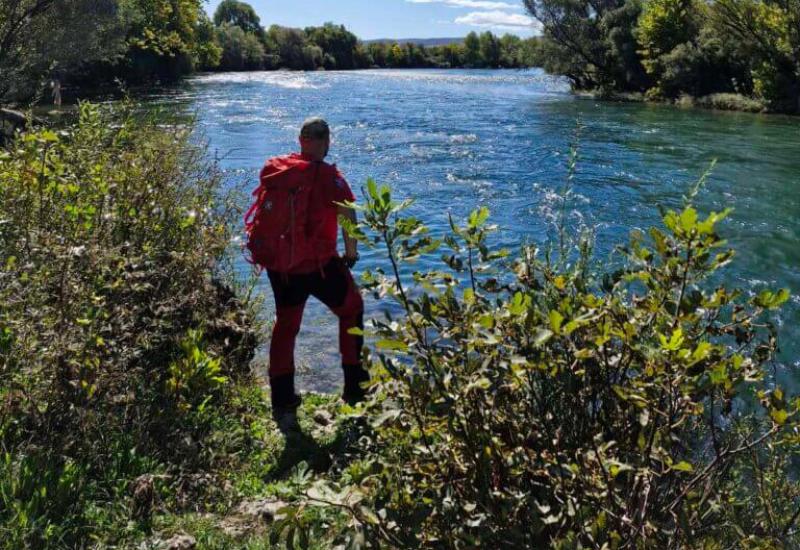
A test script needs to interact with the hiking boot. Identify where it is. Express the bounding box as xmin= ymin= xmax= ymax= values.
xmin=270 ymin=374 xmax=302 ymax=415
xmin=272 ymin=391 xmax=302 ymax=434
xmin=342 ymin=364 xmax=370 ymax=406
xmin=273 ymin=406 xmax=301 ymax=433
